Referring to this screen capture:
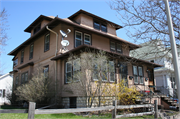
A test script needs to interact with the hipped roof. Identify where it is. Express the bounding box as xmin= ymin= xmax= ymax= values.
xmin=8 ymin=10 xmax=140 ymax=56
